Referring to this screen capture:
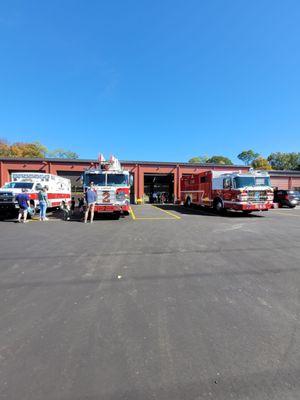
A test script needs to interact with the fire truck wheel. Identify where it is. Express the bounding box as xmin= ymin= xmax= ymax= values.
xmin=242 ymin=210 xmax=252 ymax=214
xmin=184 ymin=197 xmax=192 ymax=207
xmin=213 ymin=198 xmax=224 ymax=213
